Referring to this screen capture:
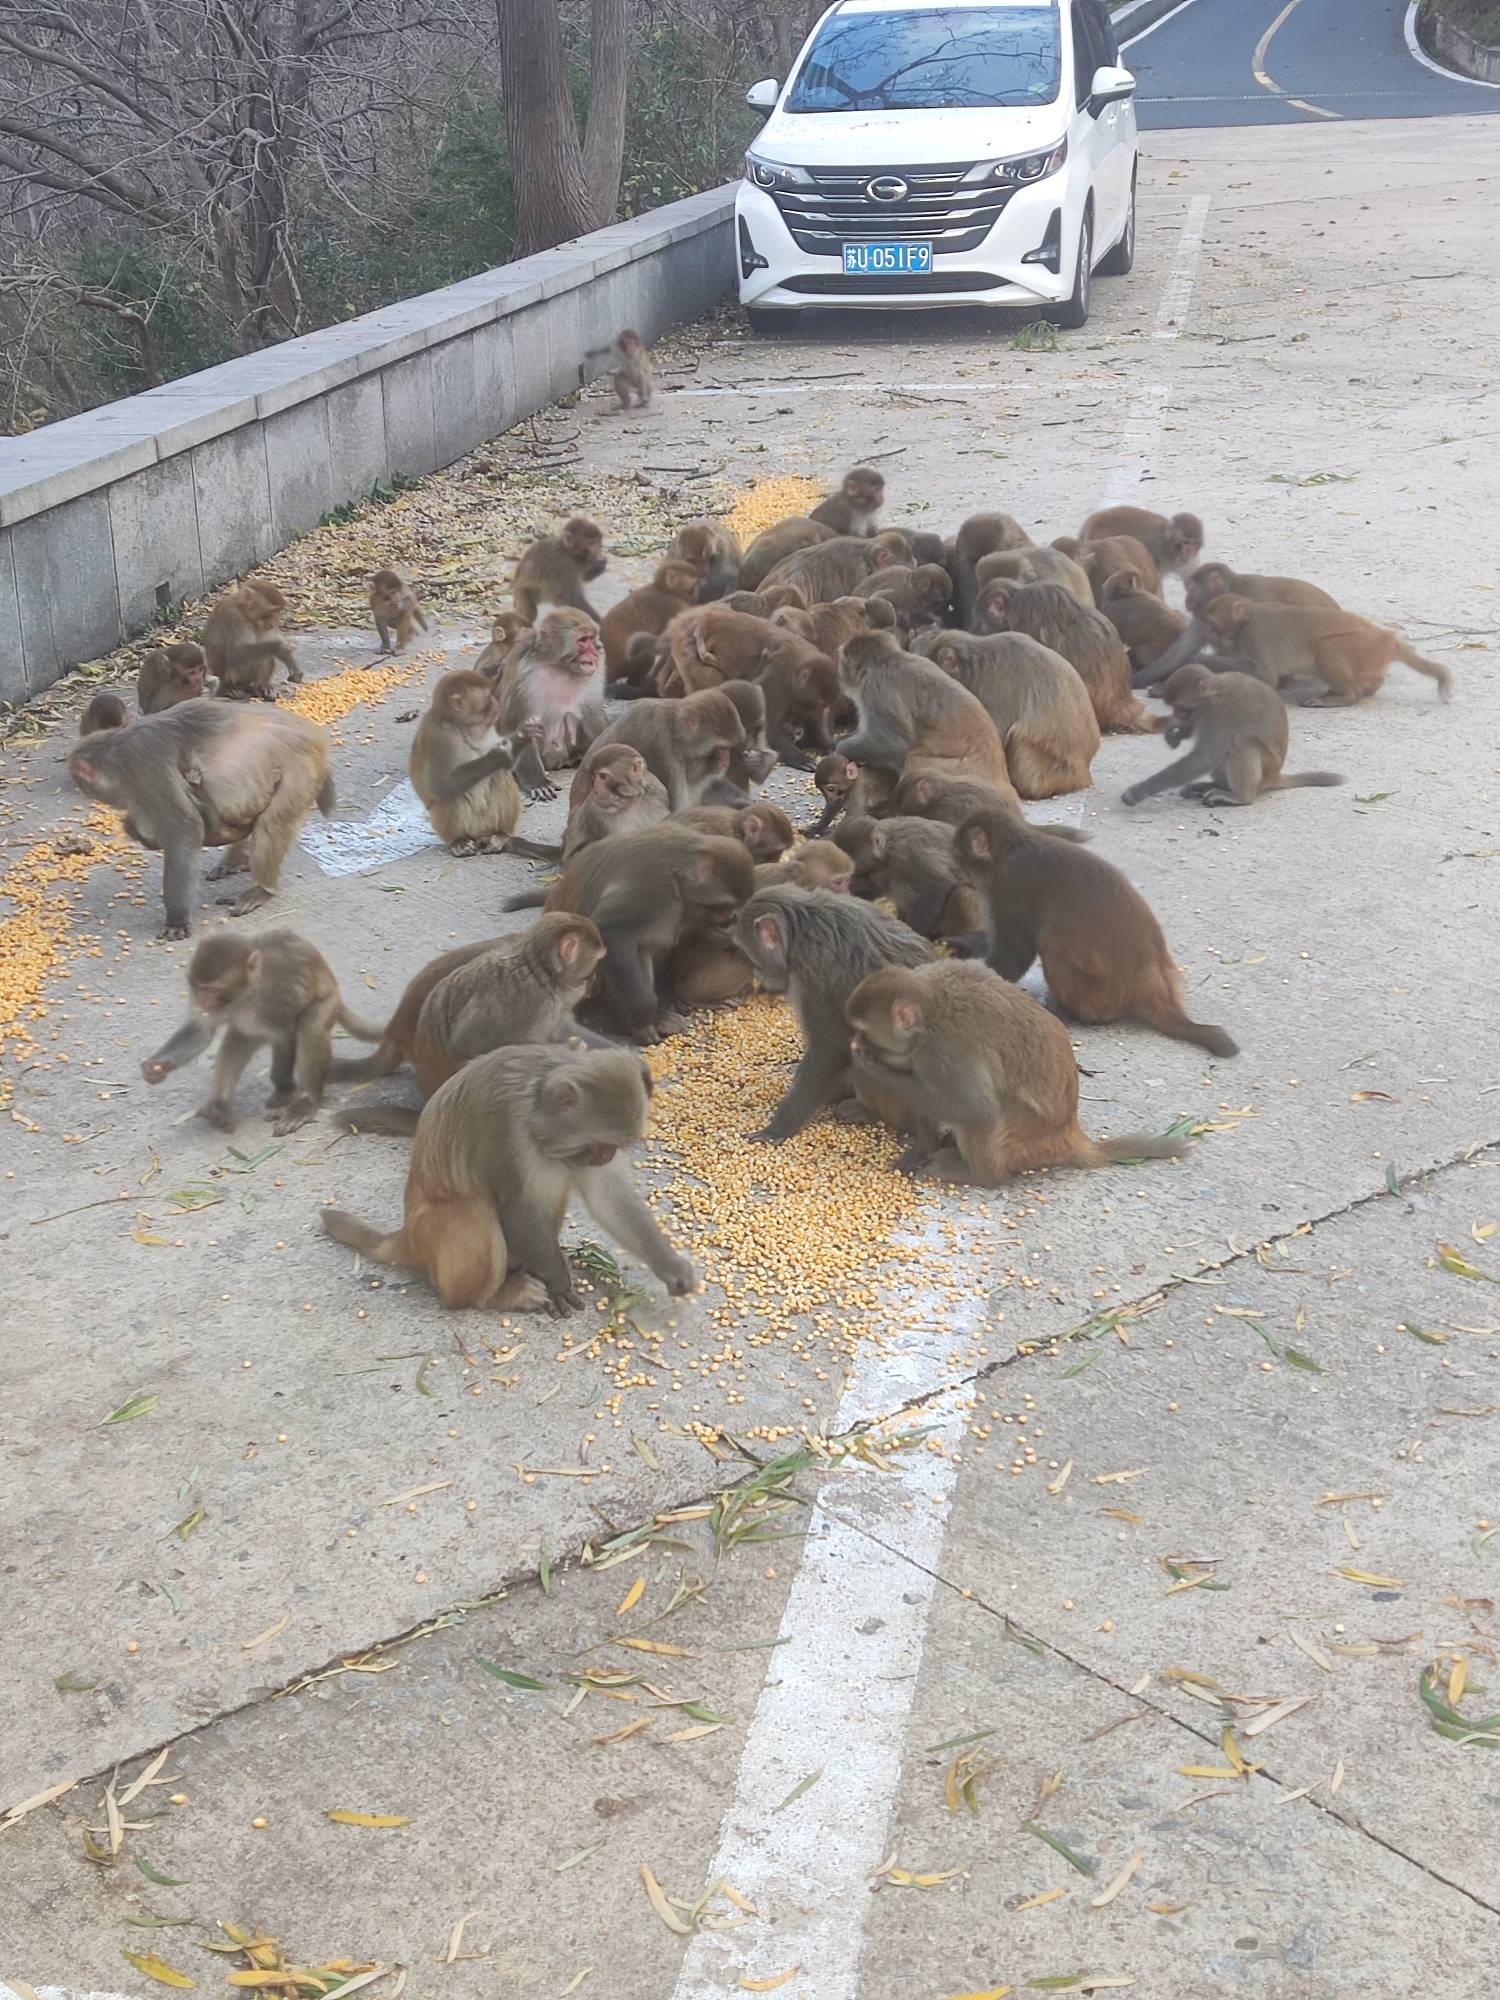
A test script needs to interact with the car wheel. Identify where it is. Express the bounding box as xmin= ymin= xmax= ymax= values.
xmin=1098 ymin=171 xmax=1136 ymax=277
xmin=746 ymin=305 xmax=801 ymax=335
xmin=1049 ymin=210 xmax=1092 ymax=330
